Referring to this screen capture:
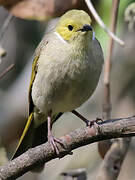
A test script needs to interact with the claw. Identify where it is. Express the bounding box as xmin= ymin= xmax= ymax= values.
xmin=87 ymin=118 xmax=103 ymax=127
xmin=72 ymin=110 xmax=103 ymax=127
xmin=48 ymin=135 xmax=60 ymax=155
xmin=47 ymin=113 xmax=72 ymax=156
xmin=48 ymin=135 xmax=73 ymax=156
